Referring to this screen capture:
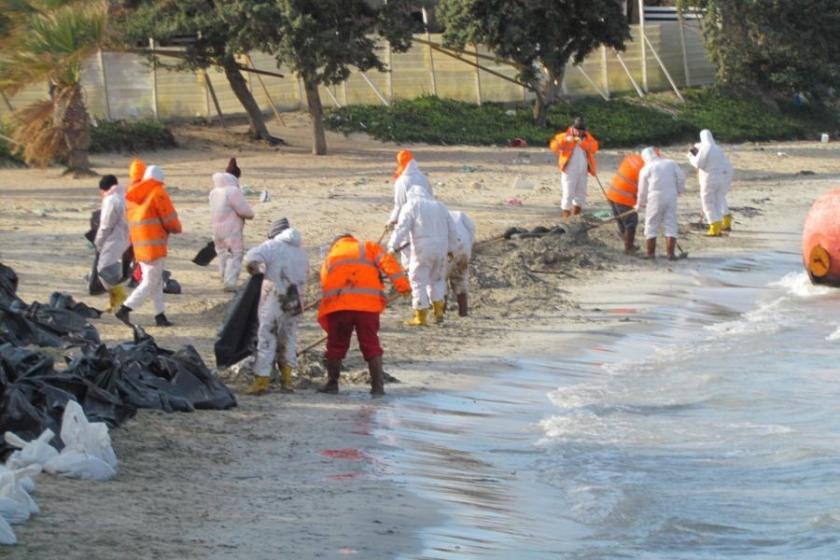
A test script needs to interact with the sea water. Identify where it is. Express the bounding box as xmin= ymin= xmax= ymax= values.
xmin=378 ymin=250 xmax=840 ymax=559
